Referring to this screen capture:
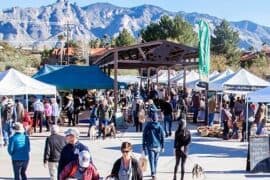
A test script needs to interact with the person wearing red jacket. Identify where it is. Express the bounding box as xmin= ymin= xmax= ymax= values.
xmin=59 ymin=150 xmax=99 ymax=180
xmin=22 ymin=109 xmax=33 ymax=135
